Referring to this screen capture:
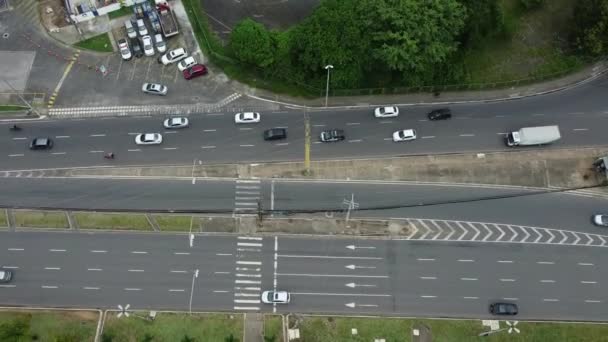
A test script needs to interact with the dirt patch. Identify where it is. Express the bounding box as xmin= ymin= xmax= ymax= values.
xmin=39 ymin=0 xmax=71 ymax=29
